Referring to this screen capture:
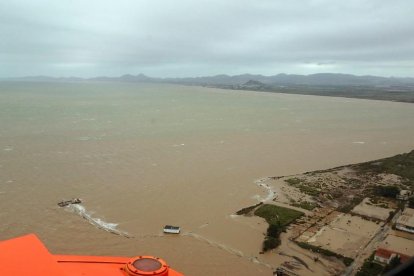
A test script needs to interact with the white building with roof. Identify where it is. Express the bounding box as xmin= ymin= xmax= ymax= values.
xmin=396 ymin=208 xmax=414 ymax=234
